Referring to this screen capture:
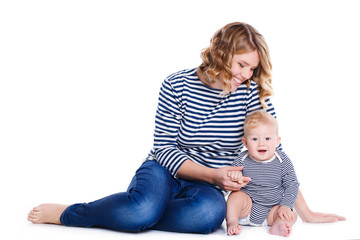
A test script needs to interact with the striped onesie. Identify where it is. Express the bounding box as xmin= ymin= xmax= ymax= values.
xmin=146 ymin=68 xmax=276 ymax=177
xmin=232 ymin=150 xmax=299 ymax=226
